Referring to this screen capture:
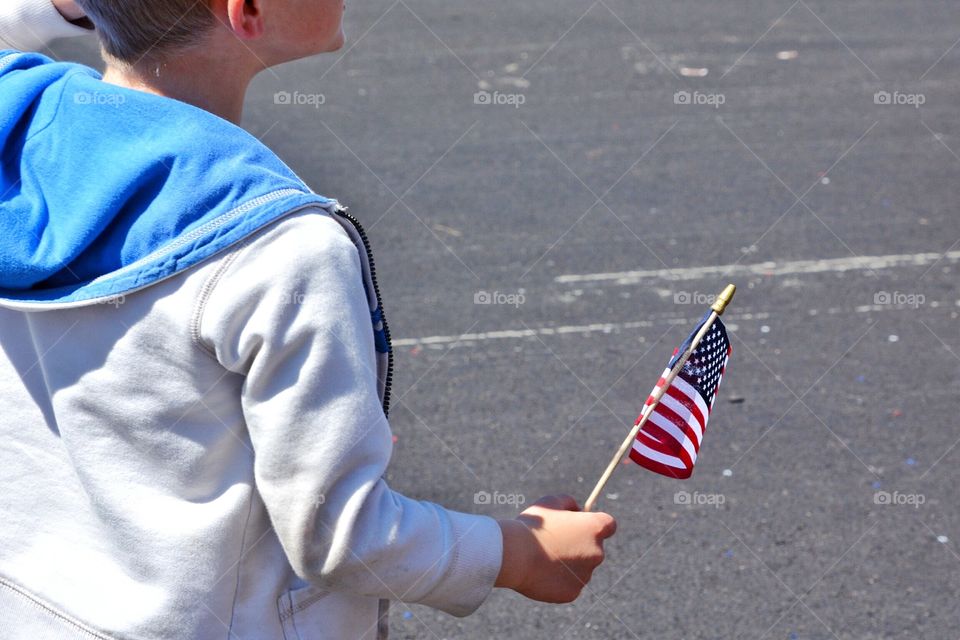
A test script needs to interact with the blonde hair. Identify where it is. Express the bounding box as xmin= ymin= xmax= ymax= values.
xmin=76 ymin=0 xmax=214 ymax=63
